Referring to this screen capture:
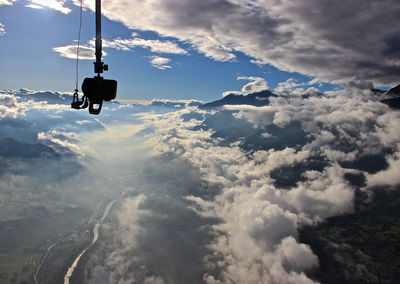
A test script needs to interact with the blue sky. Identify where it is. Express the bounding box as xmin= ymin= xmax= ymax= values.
xmin=0 ymin=0 xmax=399 ymax=101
